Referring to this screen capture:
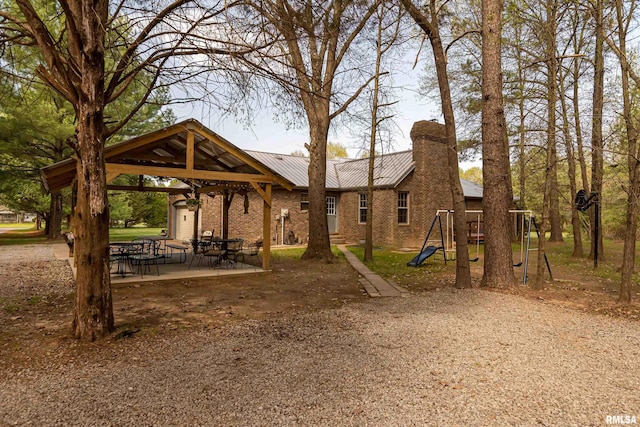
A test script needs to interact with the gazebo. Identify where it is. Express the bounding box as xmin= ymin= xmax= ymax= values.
xmin=40 ymin=119 xmax=295 ymax=270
